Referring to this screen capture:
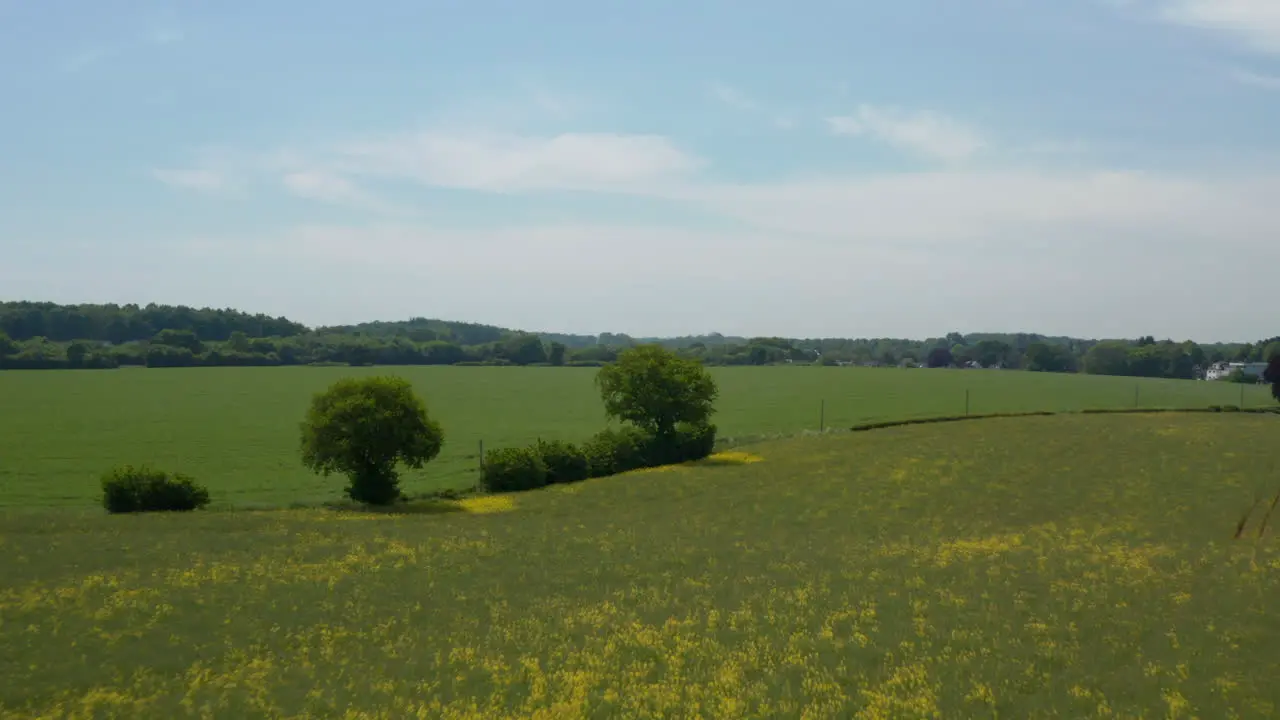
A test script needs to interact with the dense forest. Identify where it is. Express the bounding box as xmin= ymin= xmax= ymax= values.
xmin=0 ymin=301 xmax=1275 ymax=380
